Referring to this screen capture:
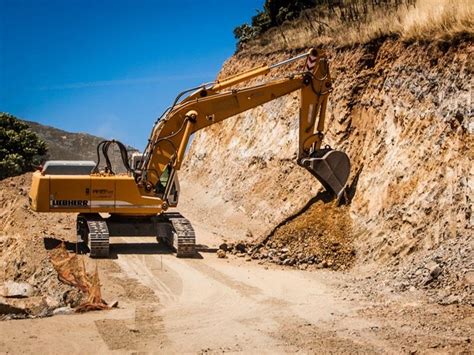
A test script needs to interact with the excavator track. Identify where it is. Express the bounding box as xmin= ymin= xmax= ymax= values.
xmin=164 ymin=212 xmax=196 ymax=258
xmin=77 ymin=214 xmax=110 ymax=258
